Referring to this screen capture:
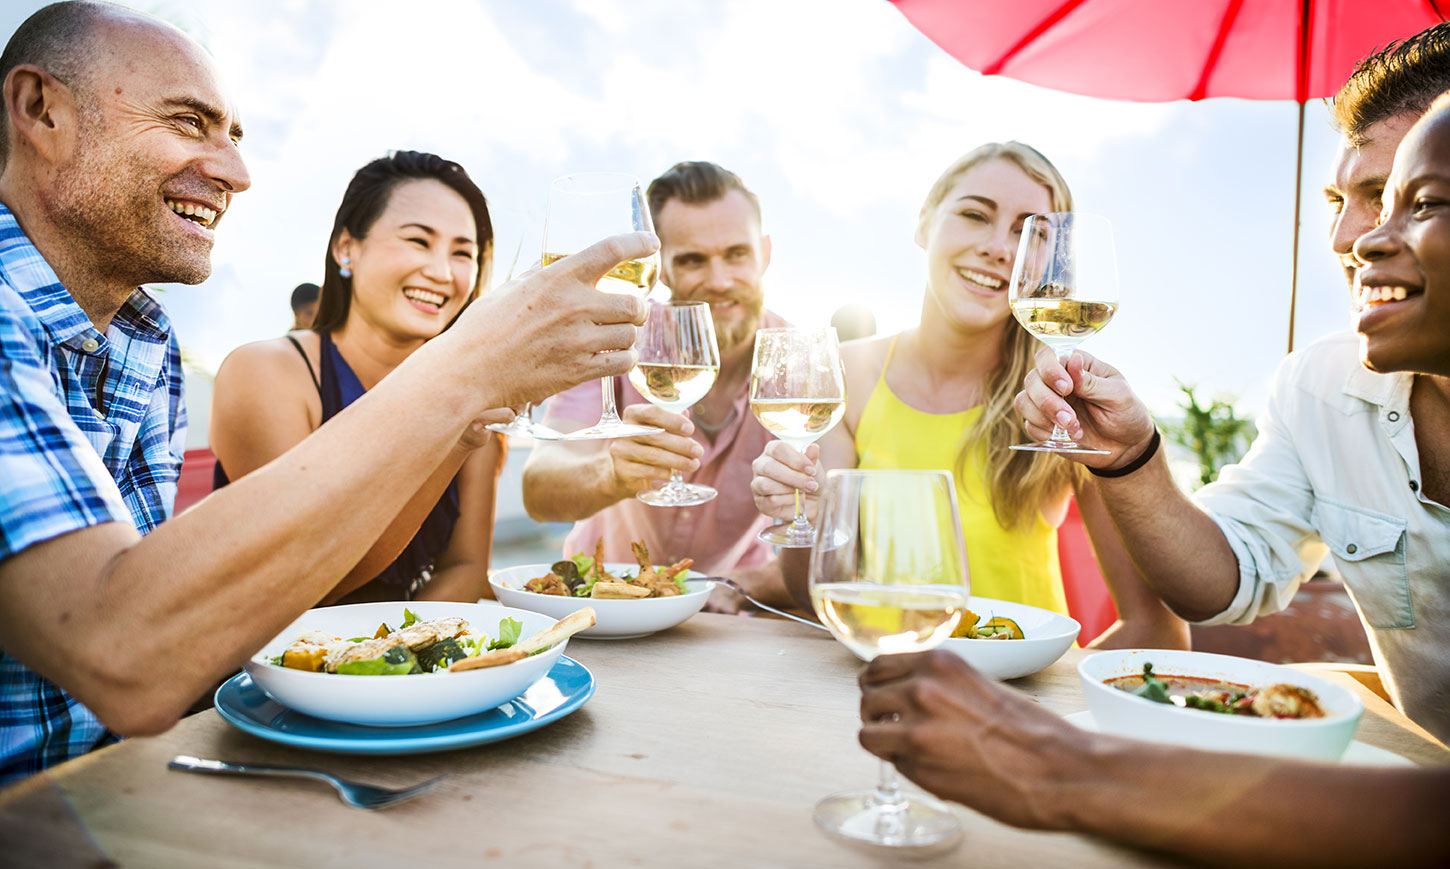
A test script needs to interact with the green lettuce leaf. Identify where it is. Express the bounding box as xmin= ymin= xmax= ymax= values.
xmin=488 ymin=617 xmax=523 ymax=650
xmin=401 ymin=608 xmax=420 ymax=628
